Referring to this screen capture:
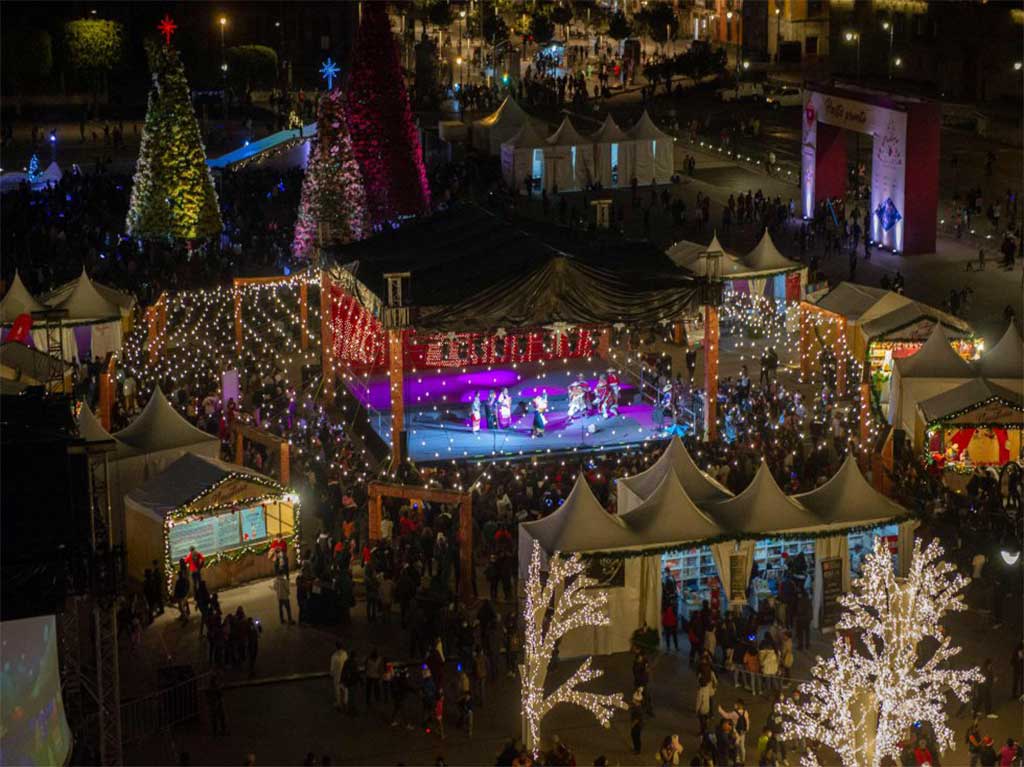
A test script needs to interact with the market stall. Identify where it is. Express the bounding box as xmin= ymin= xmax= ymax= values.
xmin=500 ymin=121 xmax=549 ymax=192
xmin=544 ymin=117 xmax=593 ymax=192
xmin=626 ymin=110 xmax=674 ymax=185
xmin=125 ymin=452 xmax=299 ymax=591
xmin=472 ymin=96 xmax=539 ymax=156
xmin=889 ymin=325 xmax=975 ymax=435
xmin=590 ymin=114 xmax=632 ymax=188
xmin=977 ymin=322 xmax=1024 ymax=395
